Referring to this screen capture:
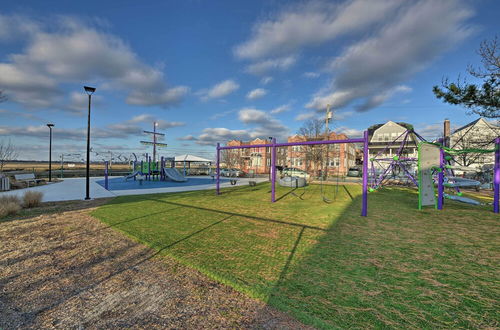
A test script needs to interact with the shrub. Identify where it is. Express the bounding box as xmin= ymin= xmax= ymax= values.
xmin=0 ymin=201 xmax=21 ymax=217
xmin=0 ymin=195 xmax=21 ymax=205
xmin=22 ymin=191 xmax=43 ymax=208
